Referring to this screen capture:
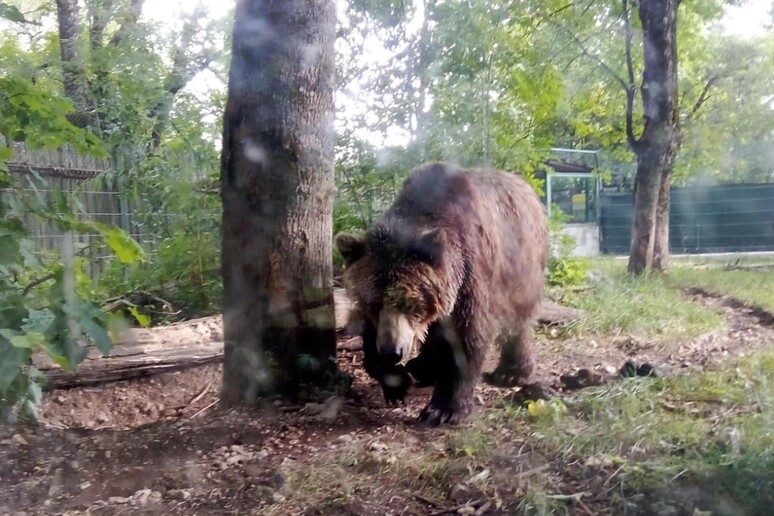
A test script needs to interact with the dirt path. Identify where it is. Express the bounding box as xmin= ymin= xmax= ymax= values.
xmin=1 ymin=291 xmax=772 ymax=515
